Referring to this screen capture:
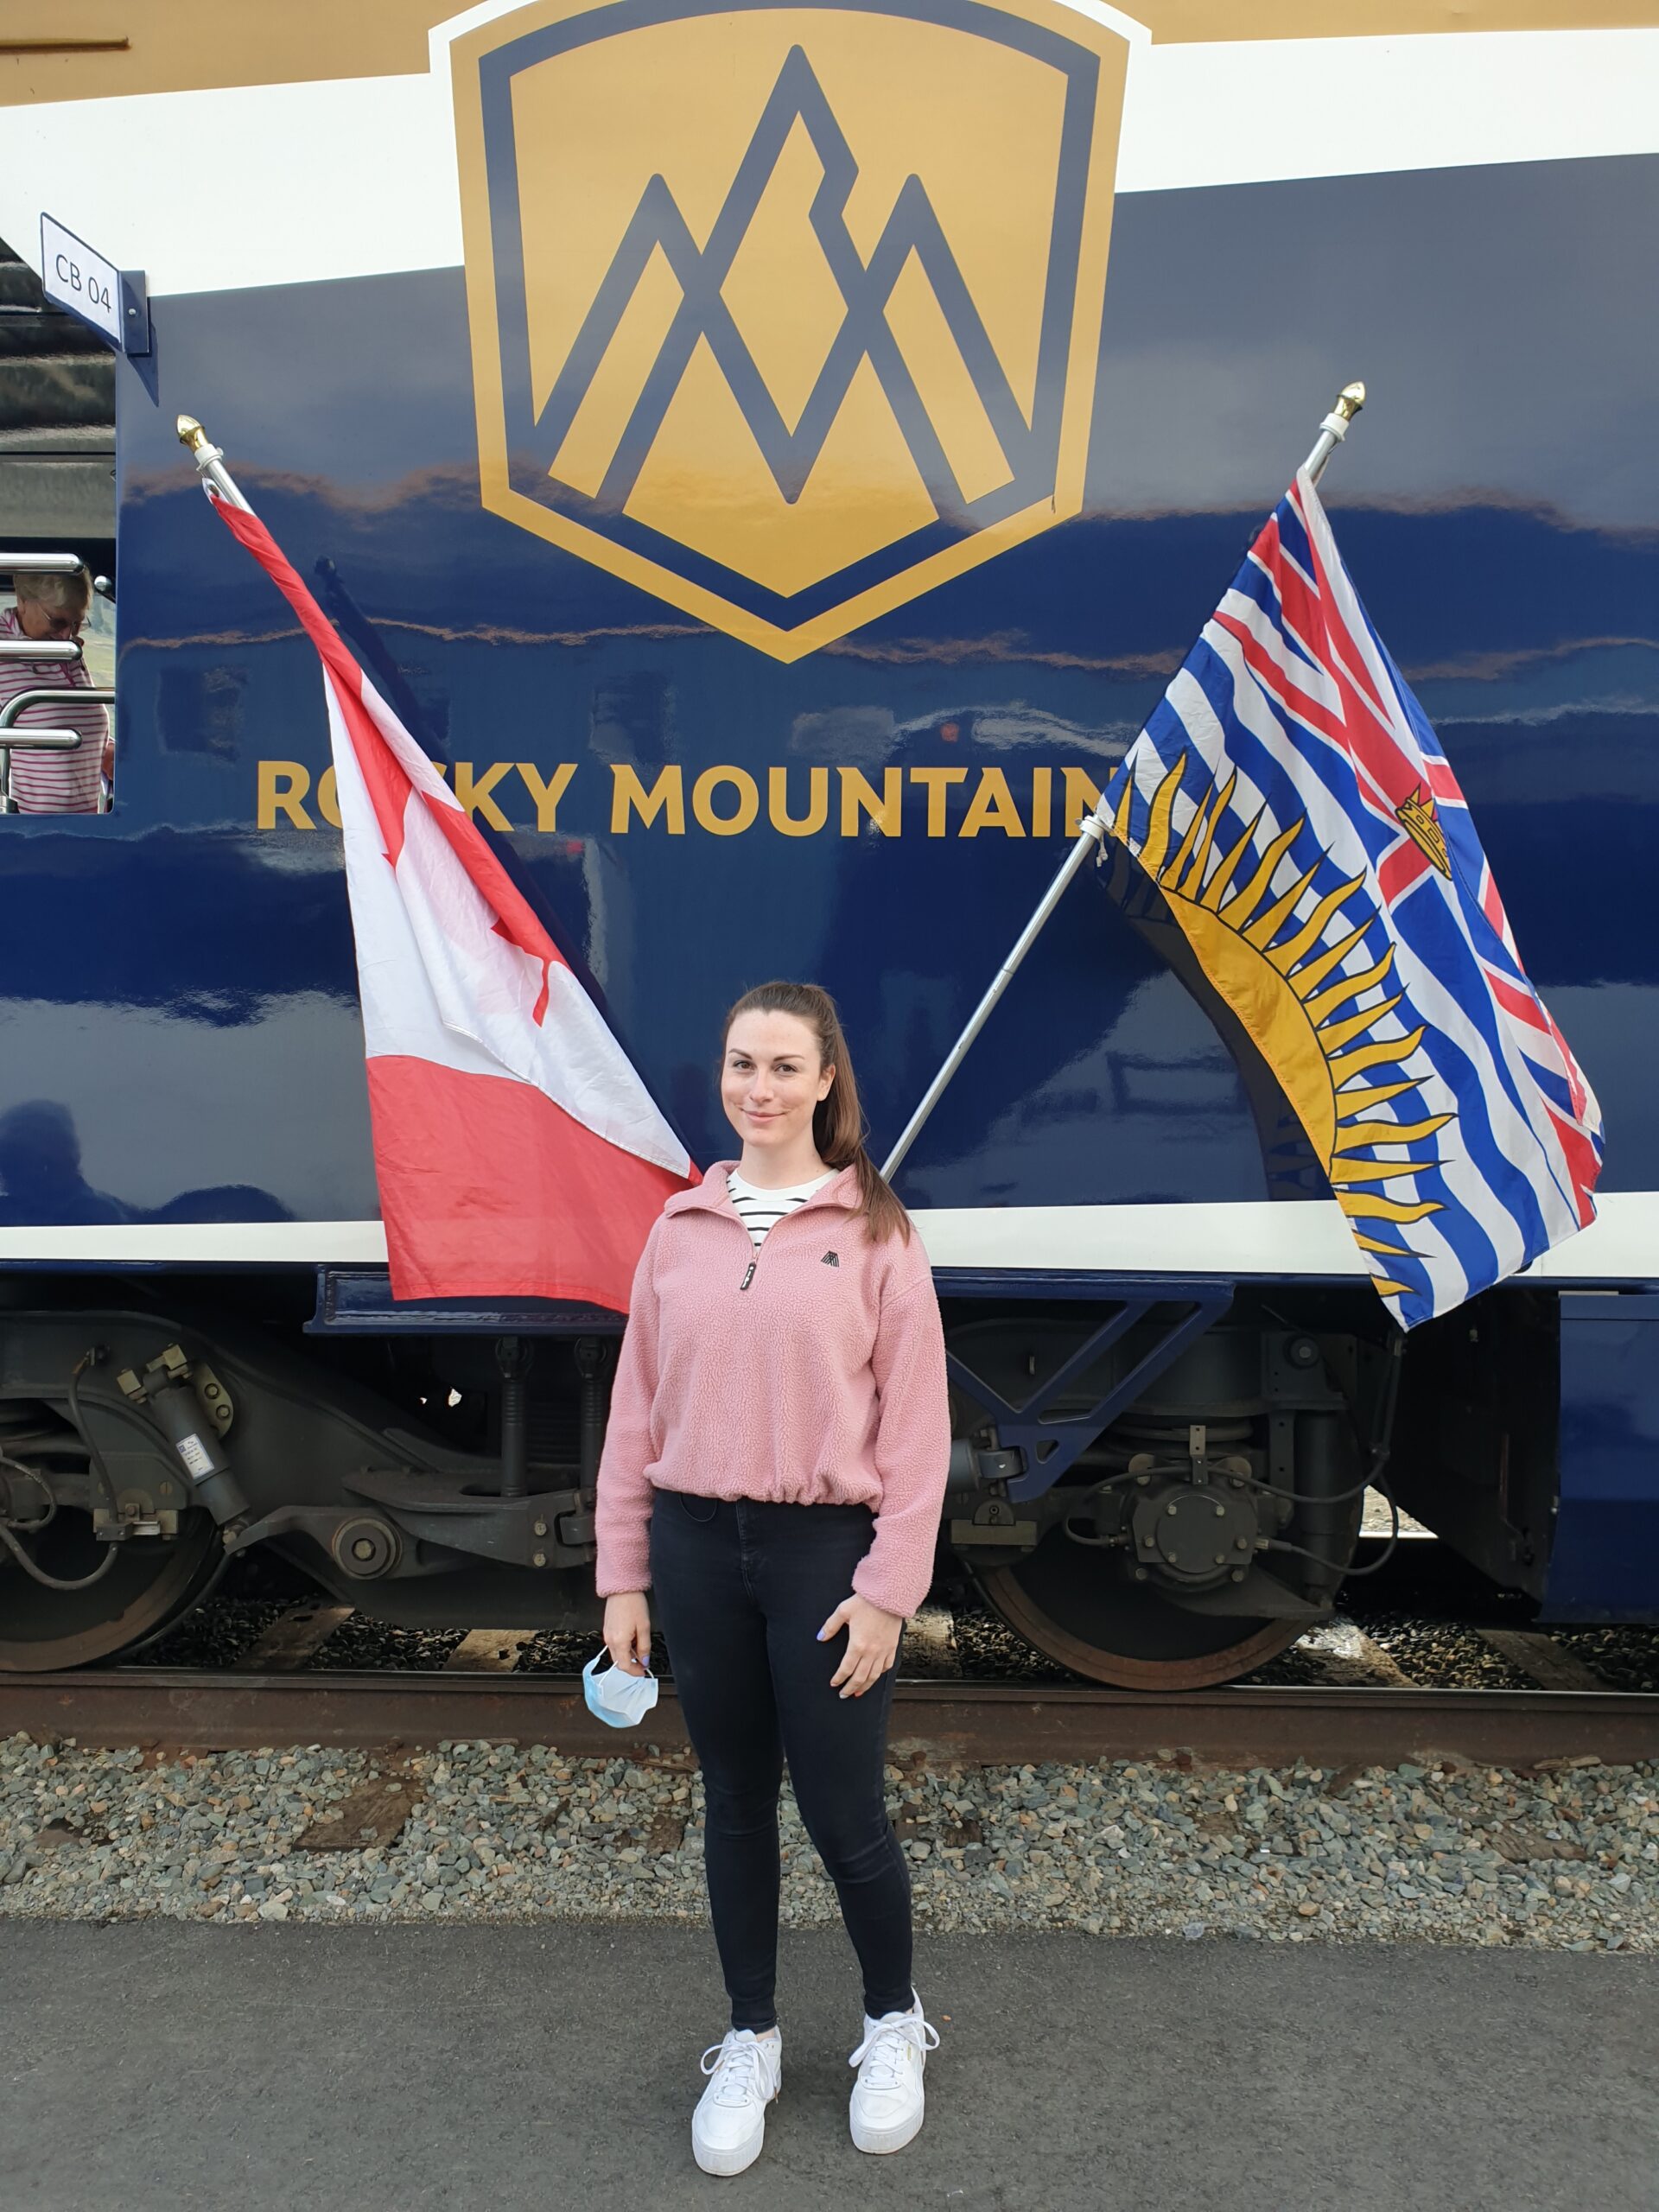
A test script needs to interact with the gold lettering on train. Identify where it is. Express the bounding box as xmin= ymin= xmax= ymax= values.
xmin=517 ymin=760 xmax=577 ymax=831
xmin=910 ymin=766 xmax=967 ymax=838
xmin=253 ymin=761 xmax=1111 ymax=839
xmin=257 ymin=760 xmax=315 ymax=830
xmin=451 ymin=760 xmax=516 ymax=830
xmin=768 ymin=766 xmax=830 ymax=838
xmin=691 ymin=766 xmax=760 ymax=837
xmin=839 ymin=766 xmax=902 ymax=838
xmin=1063 ymin=765 xmax=1102 ymax=836
xmin=611 ymin=763 xmax=685 ymax=835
